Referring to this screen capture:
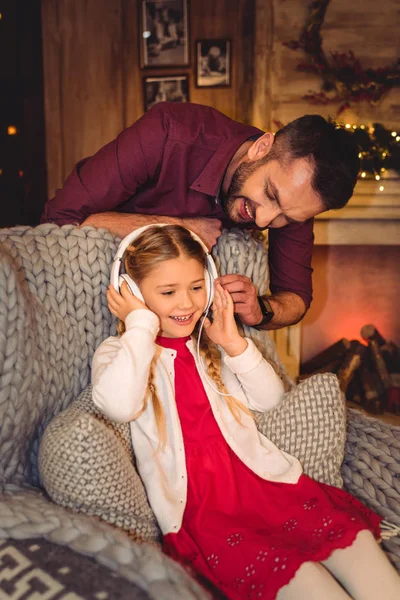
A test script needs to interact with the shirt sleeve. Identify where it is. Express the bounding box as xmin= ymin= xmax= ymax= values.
xmin=267 ymin=219 xmax=314 ymax=309
xmin=40 ymin=103 xmax=171 ymax=225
